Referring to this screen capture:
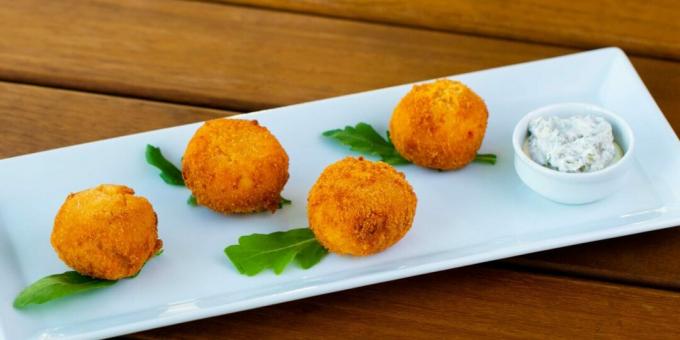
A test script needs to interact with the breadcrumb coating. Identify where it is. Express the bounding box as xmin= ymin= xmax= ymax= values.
xmin=51 ymin=184 xmax=162 ymax=280
xmin=307 ymin=157 xmax=417 ymax=256
xmin=182 ymin=119 xmax=289 ymax=214
xmin=389 ymin=79 xmax=488 ymax=170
